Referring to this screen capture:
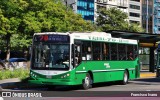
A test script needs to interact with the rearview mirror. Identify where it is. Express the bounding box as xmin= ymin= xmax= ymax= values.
xmin=77 ymin=46 xmax=80 ymax=52
xmin=29 ymin=45 xmax=32 ymax=54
